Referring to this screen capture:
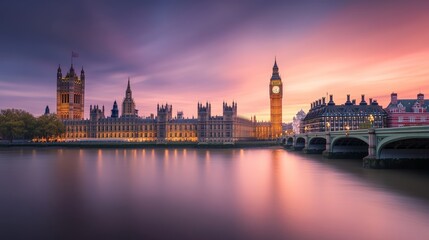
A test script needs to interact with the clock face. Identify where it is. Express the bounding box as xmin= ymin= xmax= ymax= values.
xmin=272 ymin=86 xmax=280 ymax=94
